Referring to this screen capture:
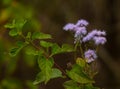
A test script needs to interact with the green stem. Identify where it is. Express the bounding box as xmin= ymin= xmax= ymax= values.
xmin=54 ymin=62 xmax=66 ymax=75
xmin=20 ymin=32 xmax=66 ymax=75
xmin=79 ymin=43 xmax=84 ymax=58
xmin=74 ymin=42 xmax=79 ymax=60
